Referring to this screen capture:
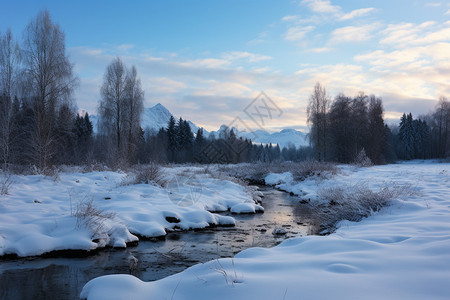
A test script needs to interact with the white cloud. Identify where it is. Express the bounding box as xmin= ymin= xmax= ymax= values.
xmin=300 ymin=0 xmax=375 ymax=21
xmin=425 ymin=2 xmax=441 ymax=7
xmin=284 ymin=25 xmax=315 ymax=41
xmin=179 ymin=58 xmax=231 ymax=69
xmin=329 ymin=24 xmax=379 ymax=44
xmin=446 ymin=9 xmax=450 ymax=15
xmin=281 ymin=15 xmax=300 ymax=22
xmin=301 ymin=0 xmax=340 ymax=14
xmin=380 ymin=21 xmax=450 ymax=47
xmin=116 ymin=44 xmax=134 ymax=51
xmin=144 ymin=55 xmax=164 ymax=62
xmin=308 ymin=47 xmax=334 ymax=53
xmin=340 ymin=8 xmax=375 ymax=21
xmin=222 ymin=51 xmax=272 ymax=63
